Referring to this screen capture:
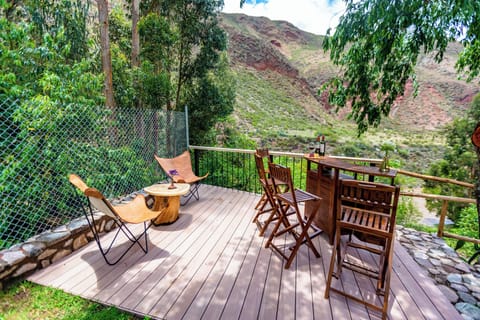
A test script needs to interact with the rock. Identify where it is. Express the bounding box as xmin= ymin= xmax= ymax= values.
xmin=12 ymin=262 xmax=37 ymax=277
xmin=438 ymin=284 xmax=459 ymax=303
xmin=51 ymin=249 xmax=72 ymax=263
xmin=456 ymin=262 xmax=473 ymax=273
xmin=21 ymin=242 xmax=46 ymax=257
xmin=447 ymin=273 xmax=464 ymax=284
xmin=458 ymin=291 xmax=478 ymax=305
xmin=0 ymin=250 xmax=26 ymax=265
xmin=455 ymin=302 xmax=480 ymax=320
xmin=451 ymin=283 xmax=469 ymax=293
xmin=36 ymin=231 xmax=71 ymax=246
